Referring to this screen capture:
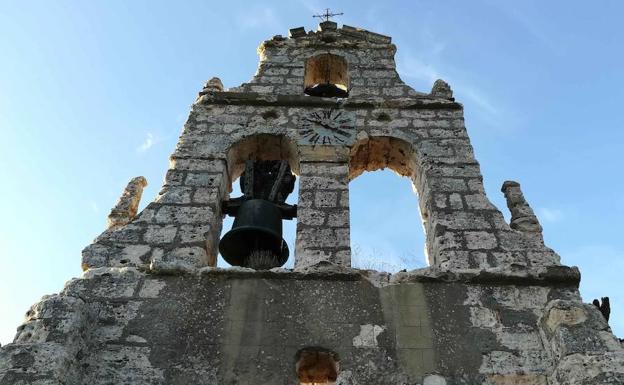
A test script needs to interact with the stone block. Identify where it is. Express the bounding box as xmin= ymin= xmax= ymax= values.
xmin=192 ymin=187 xmax=221 ymax=204
xmin=431 ymin=211 xmax=492 ymax=231
xmin=81 ymin=243 xmax=123 ymax=269
xmin=154 ymin=205 xmax=214 ymax=224
xmin=177 ymin=224 xmax=212 ymax=244
xmin=300 ymin=176 xmax=346 ymax=190
xmin=315 ymin=191 xmax=338 ymax=207
xmin=298 ymin=146 xmax=350 ymax=162
xmin=150 ymin=246 xmax=208 ymax=273
xmin=14 ymin=295 xmax=88 ymax=345
xmin=497 ymin=231 xmax=544 ymax=252
xmin=138 ymin=279 xmax=167 ymax=299
xmin=163 ymin=169 xmax=186 ymax=186
xmin=185 ymin=172 xmax=224 ymax=189
xmin=434 ymin=193 xmax=448 ymax=209
xmin=526 ymin=250 xmax=560 ymax=266
xmin=327 ymin=210 xmax=350 ymax=227
xmin=144 ymin=225 xmax=177 ymax=244
xmin=0 ymin=343 xmax=73 ymax=377
xmin=425 ymin=177 xmax=468 ymax=193
xmin=87 ymin=345 xmax=163 ymax=383
xmin=464 ymin=231 xmax=498 ymax=250
xmin=250 ymin=85 xmax=274 ymax=93
xmin=301 ymin=162 xmax=349 ymax=176
xmin=550 ymin=352 xmax=624 ymax=384
xmin=117 ymin=244 xmax=152 ymax=266
xmin=290 ymin=67 xmax=304 ymax=76
xmin=94 ymin=224 xmax=144 ymax=244
xmin=449 ymin=193 xmax=463 ymax=209
xmin=467 ymin=178 xmax=486 ymax=192
xmin=465 ymin=193 xmax=496 ymax=210
xmin=432 ymin=230 xmax=462 ymax=253
xmin=497 ymin=330 xmax=543 ymax=350
xmin=480 ymin=349 xmax=550 ymax=375
xmin=155 ymin=186 xmax=193 ymax=204
xmin=297 ymin=208 xmax=327 ymax=226
xmin=170 ymin=157 xmax=227 ymax=172
xmin=469 ymin=307 xmax=499 ymax=328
